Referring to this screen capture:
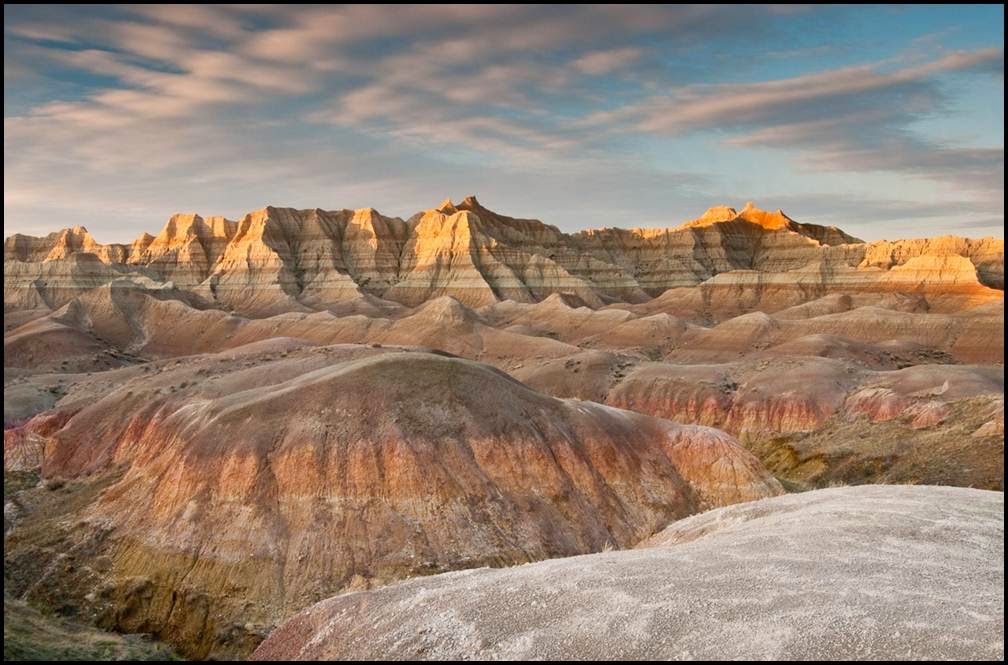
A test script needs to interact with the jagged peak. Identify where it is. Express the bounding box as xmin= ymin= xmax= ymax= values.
xmin=677 ymin=202 xmax=795 ymax=231
xmin=149 ymin=213 xmax=234 ymax=247
xmin=158 ymin=213 xmax=204 ymax=239
xmin=348 ymin=207 xmax=408 ymax=228
xmin=432 ymin=198 xmax=489 ymax=224
xmin=737 ymin=202 xmax=794 ymax=229
xmin=697 ymin=206 xmax=738 ymax=224
xmin=455 ymin=195 xmax=516 ymax=220
xmin=240 ymin=205 xmax=285 ymax=220
xmin=132 ymin=232 xmax=155 ymax=242
xmin=167 ymin=212 xmax=203 ymax=222
xmin=127 ymin=232 xmax=155 ymax=253
xmin=241 ymin=207 xmax=276 ymax=225
xmin=416 ymin=205 xmax=481 ymax=232
xmin=453 ymin=196 xmax=566 ymax=238
xmin=41 ymin=225 xmax=101 ymax=261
